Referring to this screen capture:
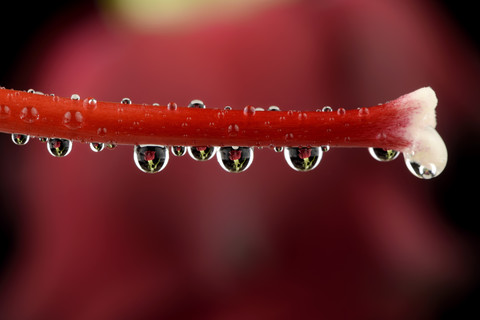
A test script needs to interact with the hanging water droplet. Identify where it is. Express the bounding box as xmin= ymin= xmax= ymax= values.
xmin=268 ymin=106 xmax=280 ymax=111
xmin=188 ymin=100 xmax=205 ymax=109
xmin=274 ymin=146 xmax=284 ymax=152
xmin=70 ymin=94 xmax=80 ymax=101
xmin=38 ymin=137 xmax=48 ymax=143
xmin=11 ymin=133 xmax=29 ymax=145
xmin=284 ymin=147 xmax=322 ymax=172
xmin=188 ymin=146 xmax=217 ymax=161
xmin=368 ymin=148 xmax=399 ymax=162
xmin=171 ymin=146 xmax=186 ymax=156
xmin=321 ymin=145 xmax=330 ymax=152
xmin=121 ymin=98 xmax=132 ymax=104
xmin=133 ymin=145 xmax=169 ymax=173
xmin=47 ymin=138 xmax=72 ymax=157
xmin=90 ymin=142 xmax=105 ymax=152
xmin=106 ymin=143 xmax=117 ymax=150
xmin=322 ymin=106 xmax=333 ymax=112
xmin=217 ymin=146 xmax=254 ymax=173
